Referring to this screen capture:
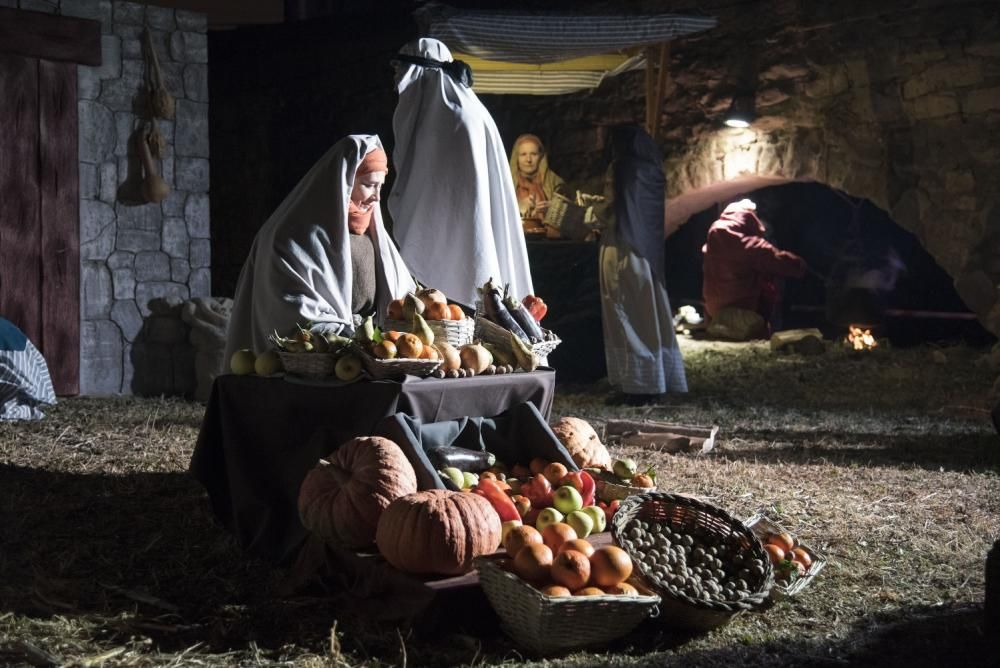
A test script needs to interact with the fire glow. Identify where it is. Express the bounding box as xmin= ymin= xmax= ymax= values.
xmin=846 ymin=325 xmax=877 ymax=351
